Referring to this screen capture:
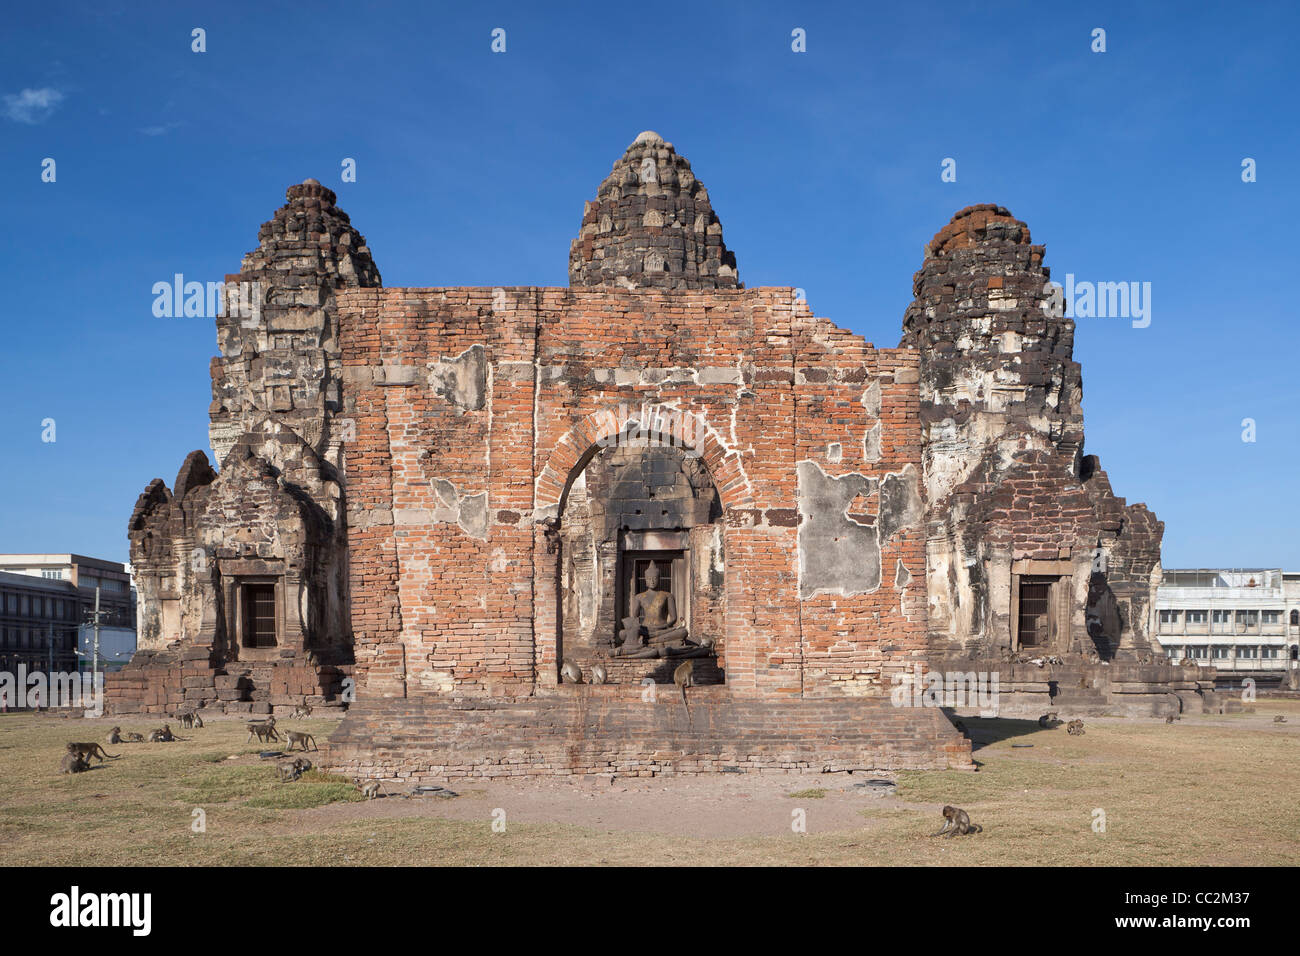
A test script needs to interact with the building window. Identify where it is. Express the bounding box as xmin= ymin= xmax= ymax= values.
xmin=1212 ymin=610 xmax=1232 ymax=633
xmin=41 ymin=569 xmax=61 ymax=580
xmin=240 ymin=583 xmax=278 ymax=649
xmin=1018 ymin=579 xmax=1054 ymax=646
xmin=1211 ymin=646 xmax=1230 ymax=659
xmin=1187 ymin=645 xmax=1207 ymax=659
xmin=1164 ymin=645 xmax=1182 ymax=660
xmin=1292 ymin=610 xmax=1300 ymax=627
xmin=1262 ymin=610 xmax=1282 ymax=626
xmin=1235 ymin=610 xmax=1259 ymax=633
xmin=1260 ymin=646 xmax=1280 ymax=659
xmin=1158 ymin=609 xmax=1181 ymax=633
xmin=1235 ymin=646 xmax=1258 ymax=659
xmin=1185 ymin=610 xmax=1208 ymax=625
